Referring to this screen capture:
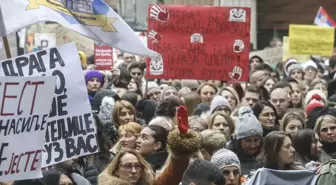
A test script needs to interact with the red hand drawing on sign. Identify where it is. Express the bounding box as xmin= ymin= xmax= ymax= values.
xmin=148 ymin=30 xmax=162 ymax=43
xmin=229 ymin=66 xmax=243 ymax=81
xmin=150 ymin=5 xmax=169 ymax=22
